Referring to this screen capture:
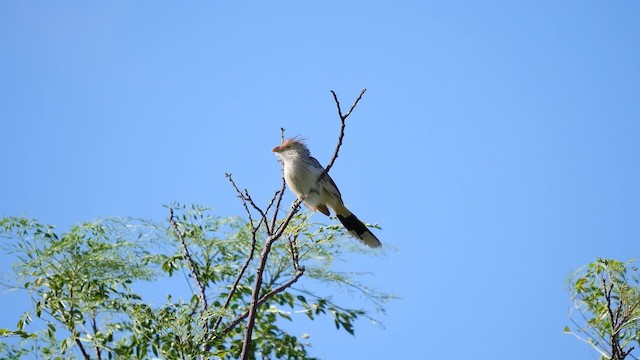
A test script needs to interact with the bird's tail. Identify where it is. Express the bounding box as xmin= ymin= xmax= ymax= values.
xmin=333 ymin=203 xmax=382 ymax=248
